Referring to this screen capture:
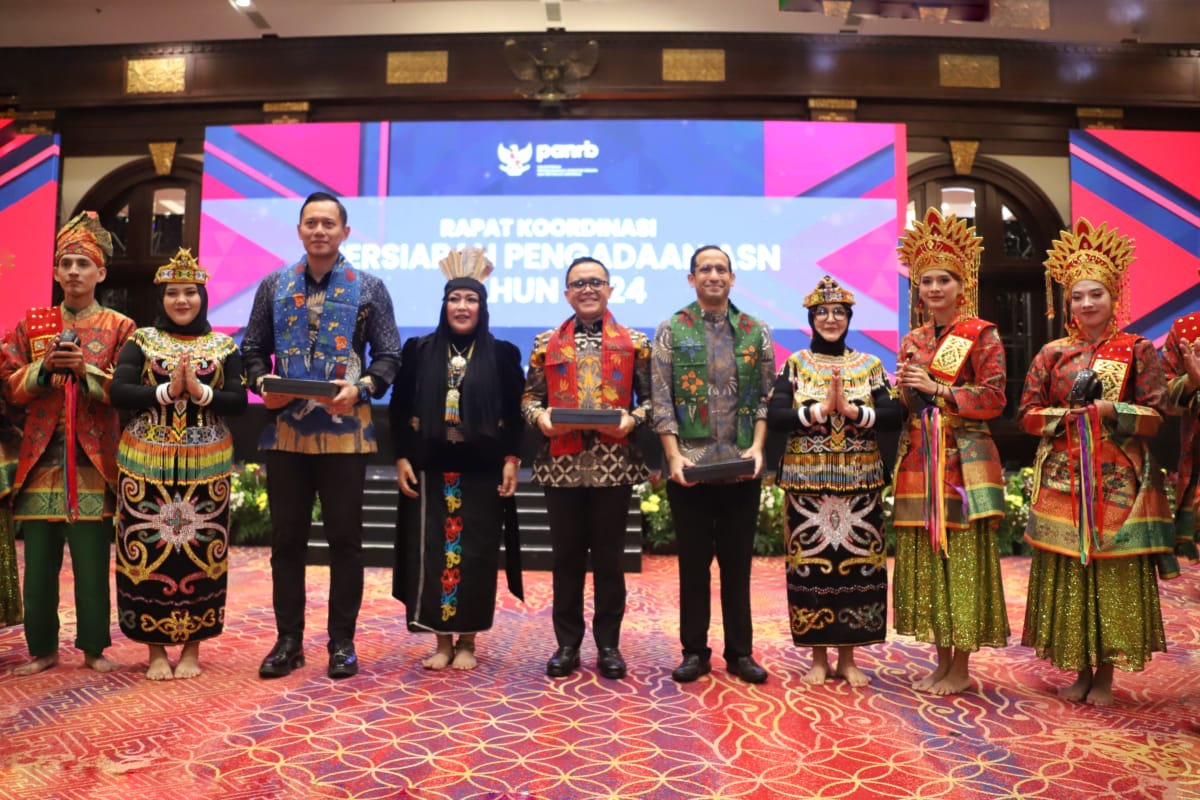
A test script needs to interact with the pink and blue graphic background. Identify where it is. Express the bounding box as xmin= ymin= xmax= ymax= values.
xmin=0 ymin=122 xmax=60 ymax=334
xmin=1070 ymin=129 xmax=1200 ymax=346
xmin=200 ymin=120 xmax=907 ymax=364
